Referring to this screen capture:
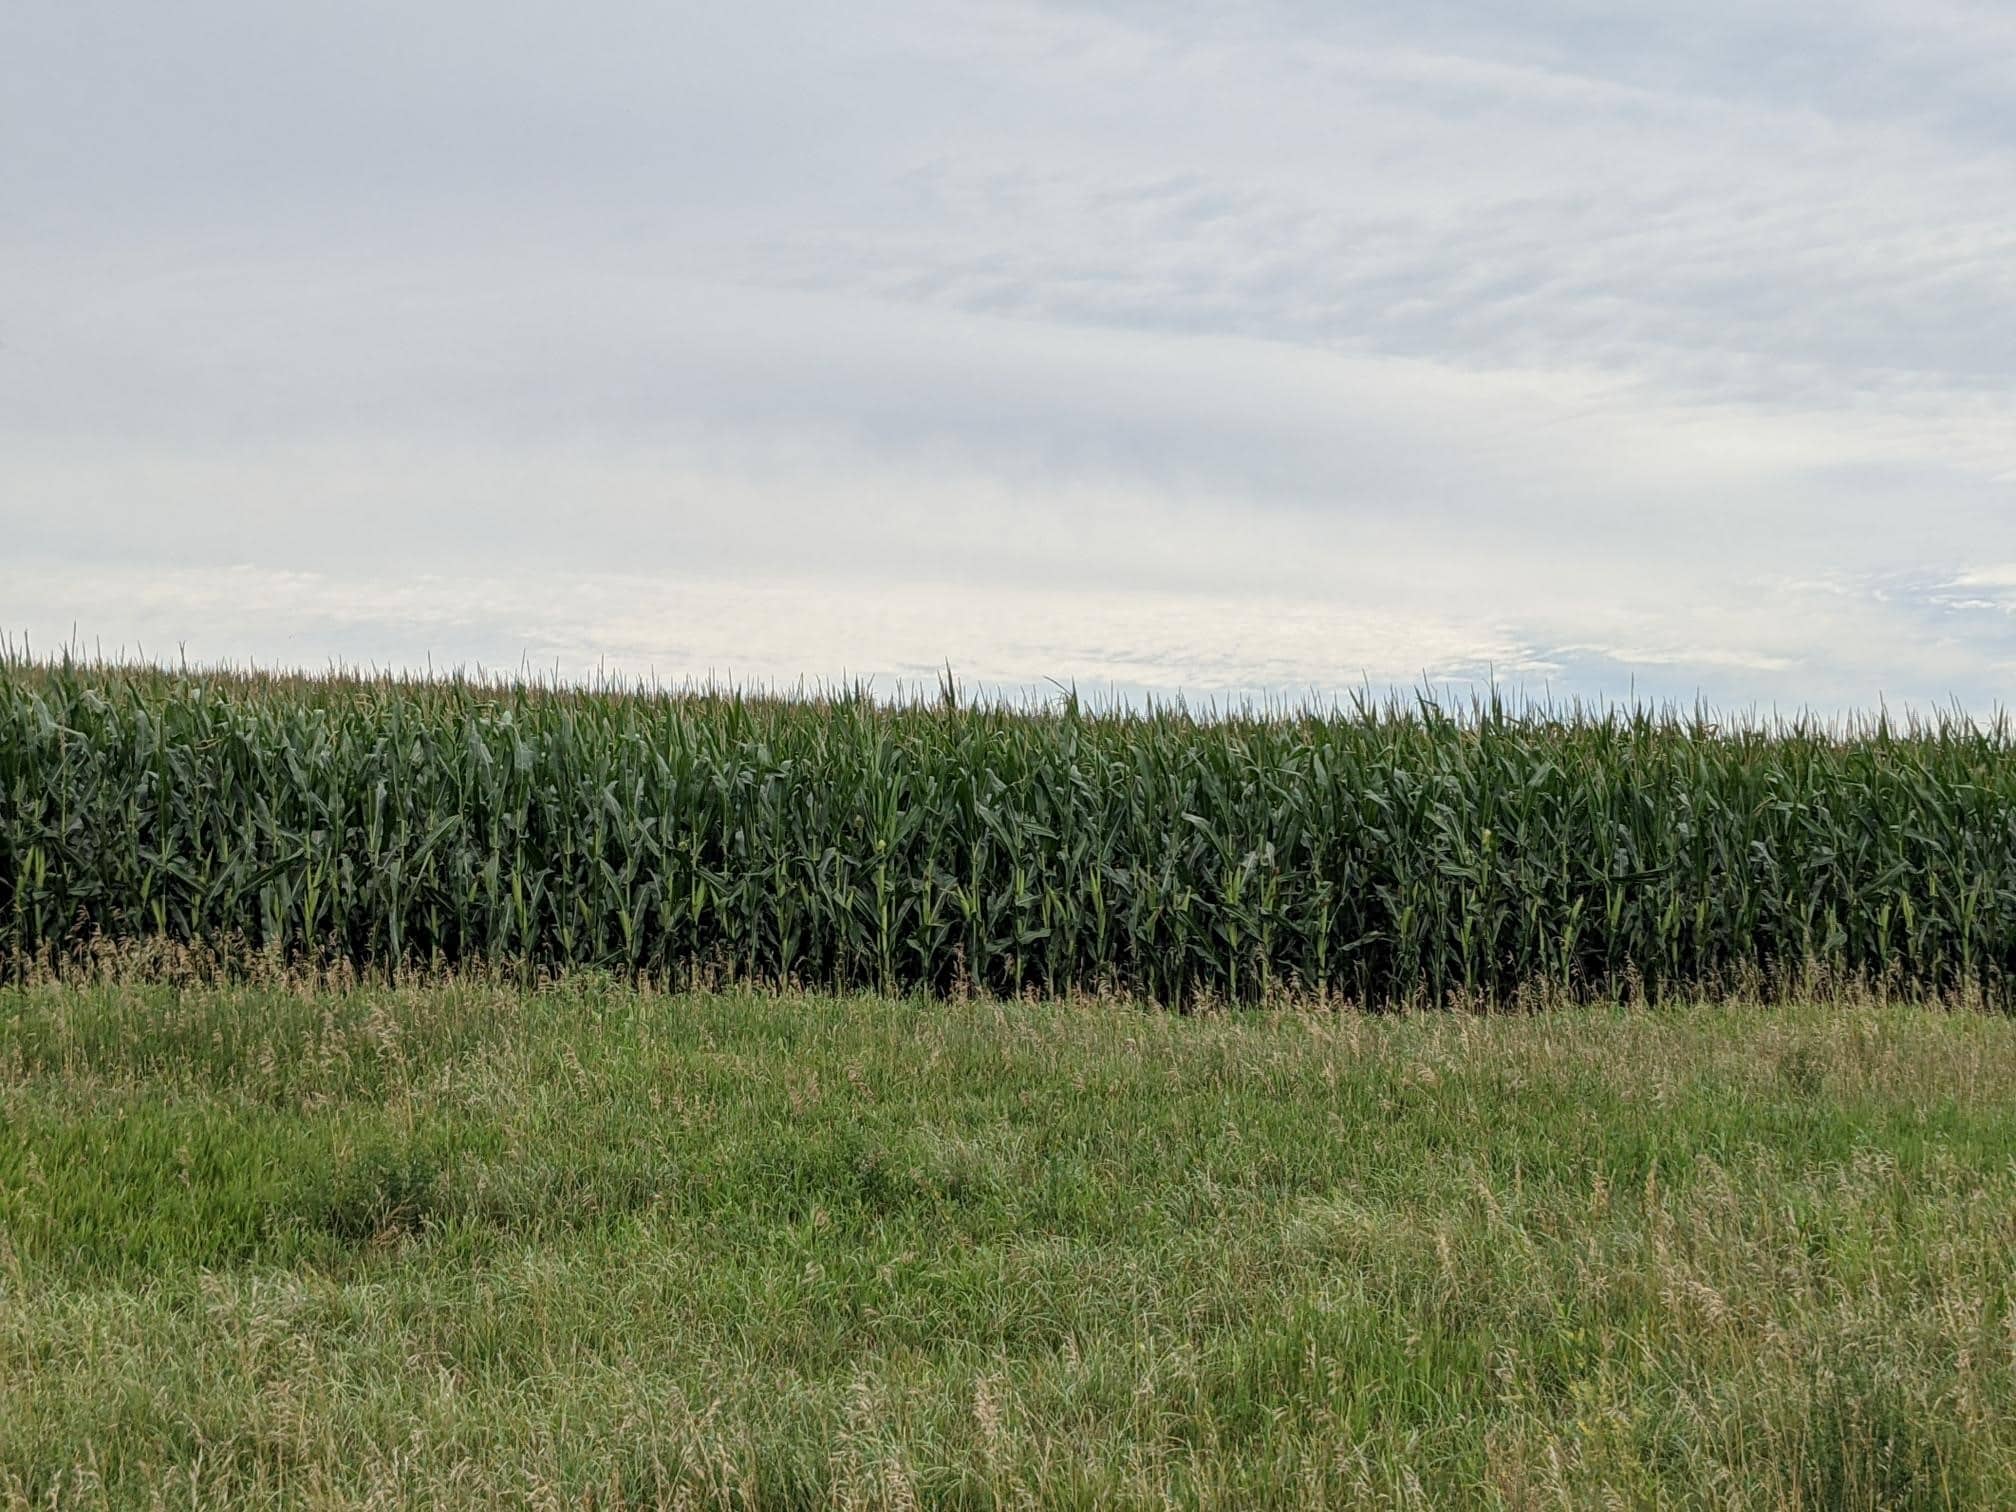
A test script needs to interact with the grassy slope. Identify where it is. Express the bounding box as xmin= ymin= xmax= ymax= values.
xmin=3 ymin=983 xmax=2014 ymax=1508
